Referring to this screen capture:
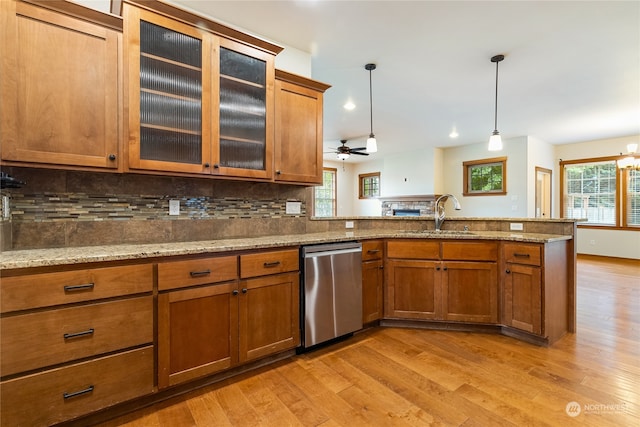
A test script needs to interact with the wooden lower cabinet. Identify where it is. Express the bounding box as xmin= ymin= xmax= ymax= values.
xmin=1 ymin=345 xmax=154 ymax=427
xmin=157 ymin=282 xmax=238 ymax=389
xmin=442 ymin=261 xmax=498 ymax=323
xmin=239 ymin=272 xmax=300 ymax=363
xmin=362 ymin=240 xmax=384 ymax=323
xmin=385 ymin=240 xmax=499 ymax=323
xmin=158 ymin=249 xmax=301 ymax=389
xmin=385 ymin=260 xmax=441 ymax=319
xmin=503 ymin=263 xmax=542 ymax=334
